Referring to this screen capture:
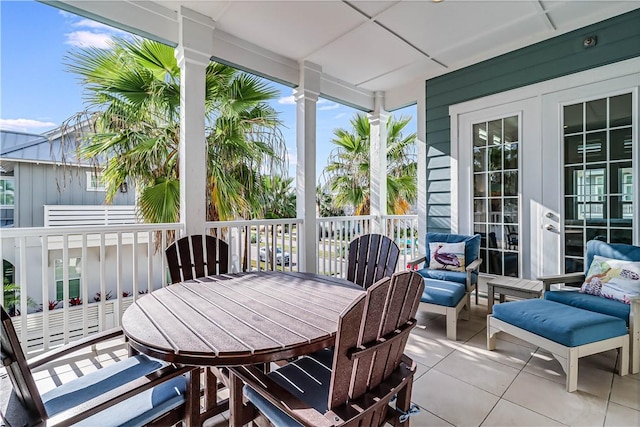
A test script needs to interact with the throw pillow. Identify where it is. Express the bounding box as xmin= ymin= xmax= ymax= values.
xmin=580 ymin=255 xmax=640 ymax=304
xmin=428 ymin=242 xmax=466 ymax=272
